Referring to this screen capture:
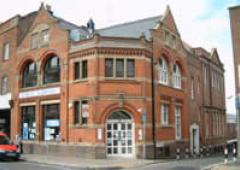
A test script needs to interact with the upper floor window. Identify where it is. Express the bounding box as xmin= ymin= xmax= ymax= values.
xmin=31 ymin=33 xmax=38 ymax=49
xmin=1 ymin=76 xmax=8 ymax=95
xmin=191 ymin=78 xmax=194 ymax=99
xmin=158 ymin=58 xmax=168 ymax=85
xmin=22 ymin=62 xmax=37 ymax=88
xmin=41 ymin=29 xmax=49 ymax=46
xmin=203 ymin=64 xmax=207 ymax=84
xmin=44 ymin=56 xmax=60 ymax=84
xmin=74 ymin=60 xmax=88 ymax=80
xmin=173 ymin=63 xmax=181 ymax=89
xmin=161 ymin=104 xmax=169 ymax=126
xmin=164 ymin=31 xmax=170 ymax=46
xmin=3 ymin=43 xmax=10 ymax=61
xmin=105 ymin=58 xmax=135 ymax=78
xmin=172 ymin=35 xmax=177 ymax=49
